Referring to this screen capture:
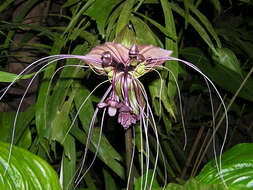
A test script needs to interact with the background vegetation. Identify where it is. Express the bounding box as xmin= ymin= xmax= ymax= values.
xmin=0 ymin=0 xmax=253 ymax=189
